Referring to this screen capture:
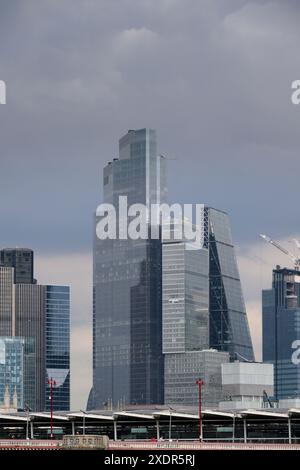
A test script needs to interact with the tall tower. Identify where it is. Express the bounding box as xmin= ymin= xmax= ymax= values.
xmin=45 ymin=285 xmax=70 ymax=411
xmin=88 ymin=129 xmax=167 ymax=409
xmin=263 ymin=266 xmax=300 ymax=399
xmin=207 ymin=207 xmax=254 ymax=361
